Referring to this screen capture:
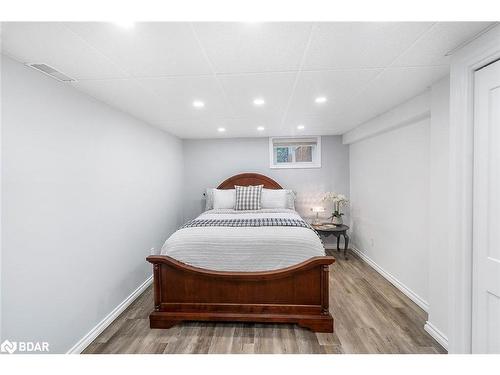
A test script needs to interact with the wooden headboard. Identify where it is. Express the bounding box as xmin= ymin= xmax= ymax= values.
xmin=217 ymin=173 xmax=282 ymax=190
